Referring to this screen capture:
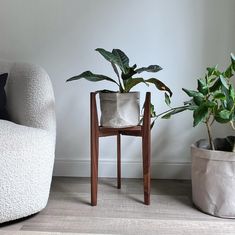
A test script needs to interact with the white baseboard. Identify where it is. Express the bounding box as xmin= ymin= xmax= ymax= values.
xmin=53 ymin=159 xmax=191 ymax=179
